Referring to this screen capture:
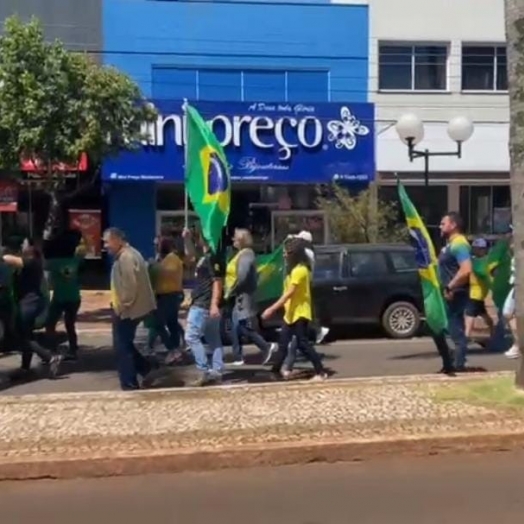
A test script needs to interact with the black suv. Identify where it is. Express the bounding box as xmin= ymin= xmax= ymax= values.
xmin=258 ymin=243 xmax=424 ymax=339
